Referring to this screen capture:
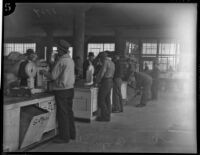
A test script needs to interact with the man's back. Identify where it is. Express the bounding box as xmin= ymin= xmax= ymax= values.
xmin=103 ymin=58 xmax=115 ymax=78
xmin=114 ymin=60 xmax=123 ymax=78
xmin=51 ymin=54 xmax=75 ymax=90
xmin=135 ymin=72 xmax=152 ymax=88
xmin=151 ymin=67 xmax=160 ymax=80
